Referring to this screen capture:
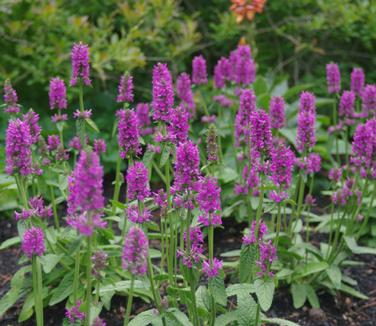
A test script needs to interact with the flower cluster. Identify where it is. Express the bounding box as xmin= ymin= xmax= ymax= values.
xmin=136 ymin=103 xmax=152 ymax=136
xmin=167 ymin=106 xmax=189 ymax=143
xmin=3 ymin=80 xmax=20 ymax=114
xmin=326 ymin=63 xmax=341 ymax=94
xmin=92 ymin=250 xmax=108 ymax=279
xmin=206 ymin=124 xmax=218 ymax=162
xmin=214 ymin=57 xmax=230 ymax=89
xmin=49 ymin=77 xmax=67 ymax=110
xmin=202 ymin=258 xmax=223 ymax=278
xmin=65 ymin=300 xmax=85 ymax=324
xmin=351 ymin=68 xmax=365 ymax=96
xmin=229 ymin=45 xmax=255 ymax=85
xmin=230 ymin=0 xmax=267 ymax=23
xmin=117 ymin=74 xmax=134 ymax=103
xmin=126 ymin=162 xmax=150 ymax=201
xmin=15 ymin=196 xmax=52 ymax=221
xmin=250 ymin=109 xmax=272 ymax=155
xmin=362 ymin=85 xmax=376 ymax=115
xmin=176 ymin=73 xmax=195 ymax=116
xmin=177 ymin=226 xmax=204 ymax=268
xmin=22 ymin=227 xmax=45 ymax=258
xmin=192 ymin=55 xmax=208 ymax=85
xmin=235 ymin=89 xmax=256 ymax=146
xmin=296 ymin=92 xmax=316 ymax=153
xmin=152 ymin=63 xmax=174 ymax=122
xmin=196 ymin=176 xmax=222 ymax=226
xmin=117 ymin=109 xmax=141 ymax=159
xmin=269 ymin=96 xmax=285 ymax=129
xmin=127 ymin=205 xmax=152 ymax=224
xmin=70 ymin=42 xmax=91 ymax=86
xmin=122 ymin=227 xmax=149 ymax=276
